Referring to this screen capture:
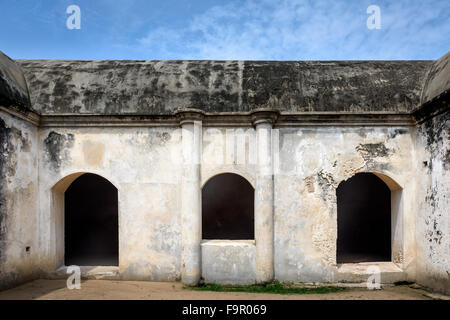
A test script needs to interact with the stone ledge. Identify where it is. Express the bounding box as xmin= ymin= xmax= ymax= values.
xmin=201 ymin=240 xmax=256 ymax=248
xmin=336 ymin=261 xmax=405 ymax=284
xmin=48 ymin=266 xmax=120 ymax=280
xmin=36 ymin=111 xmax=416 ymax=128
